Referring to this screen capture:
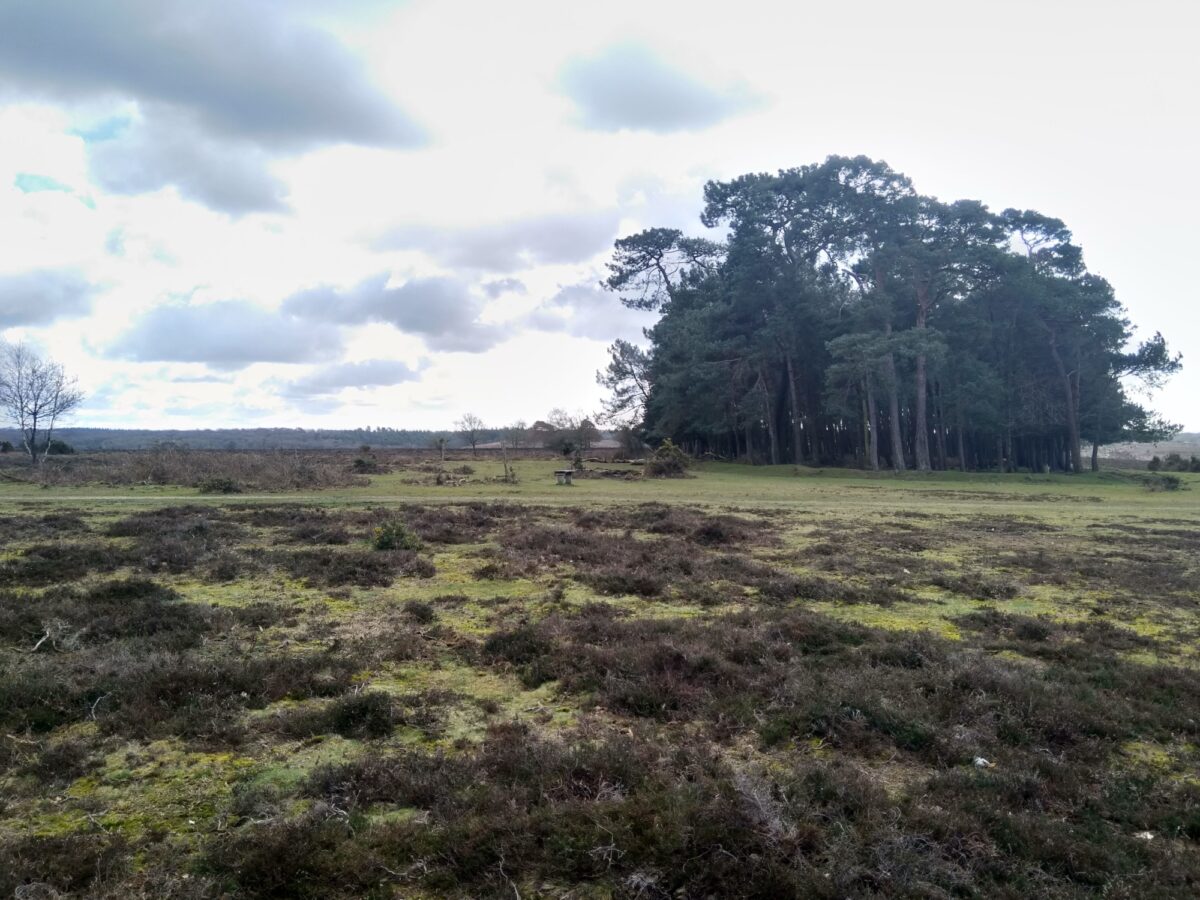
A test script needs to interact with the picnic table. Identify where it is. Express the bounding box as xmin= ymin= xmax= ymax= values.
xmin=553 ymin=469 xmax=574 ymax=486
